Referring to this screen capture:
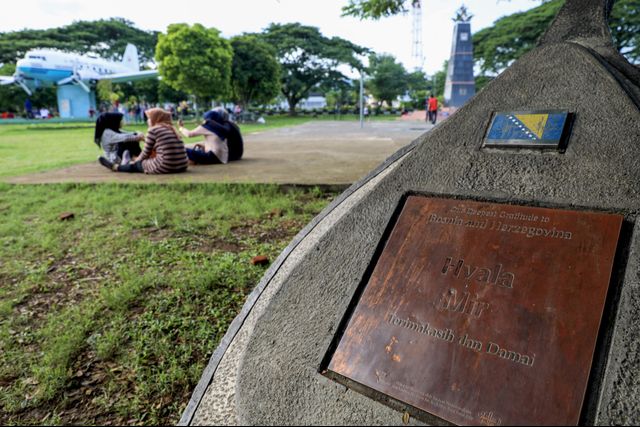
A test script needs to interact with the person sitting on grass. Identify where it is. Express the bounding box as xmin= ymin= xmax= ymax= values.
xmin=94 ymin=112 xmax=144 ymax=165
xmin=98 ymin=108 xmax=188 ymax=174
xmin=178 ymin=107 xmax=244 ymax=164
xmin=178 ymin=108 xmax=230 ymax=165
